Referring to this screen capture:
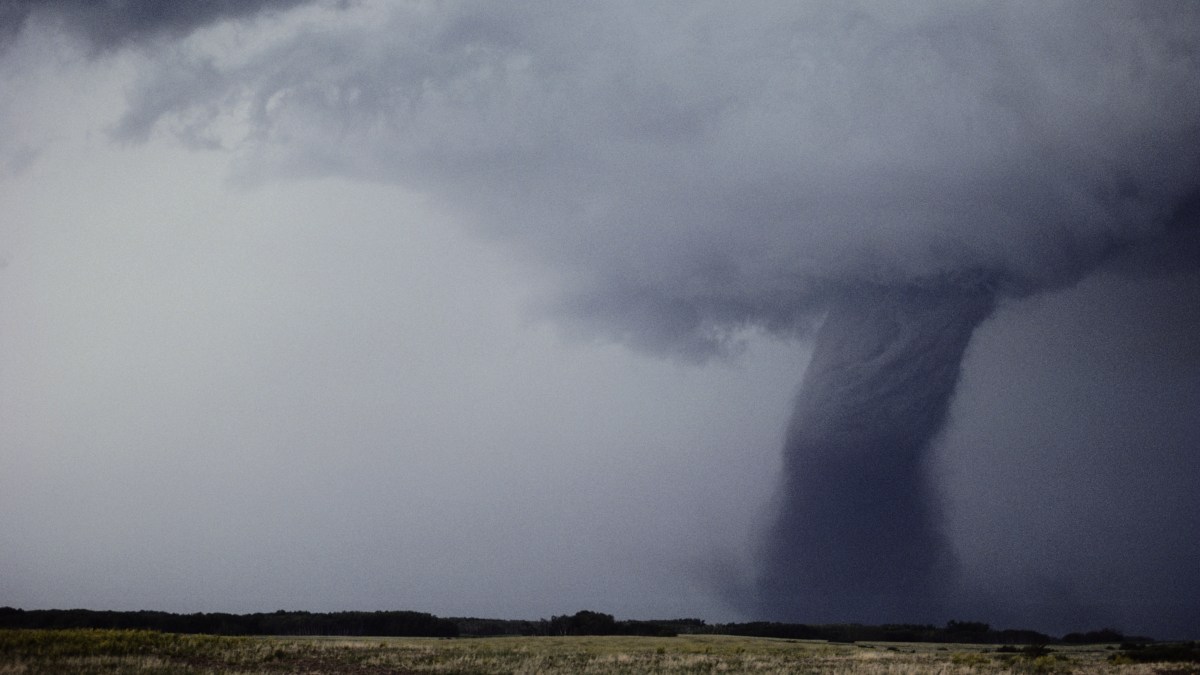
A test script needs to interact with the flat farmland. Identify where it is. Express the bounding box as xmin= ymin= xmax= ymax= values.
xmin=2 ymin=629 xmax=1196 ymax=674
